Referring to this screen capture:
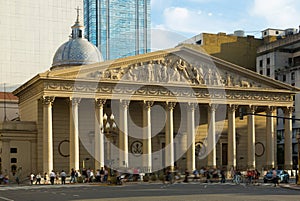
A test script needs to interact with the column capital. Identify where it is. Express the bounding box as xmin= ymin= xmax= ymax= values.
xmin=266 ymin=106 xmax=276 ymax=114
xmin=95 ymin=99 xmax=106 ymax=108
xmin=247 ymin=105 xmax=257 ymax=114
xmin=228 ymin=105 xmax=238 ymax=113
xmin=70 ymin=97 xmax=81 ymax=105
xmin=120 ymin=100 xmax=130 ymax=109
xmin=144 ymin=100 xmax=154 ymax=109
xmin=208 ymin=104 xmax=218 ymax=112
xmin=166 ymin=102 xmax=176 ymax=110
xmin=284 ymin=106 xmax=294 ymax=116
xmin=42 ymin=96 xmax=55 ymax=105
xmin=187 ymin=102 xmax=197 ymax=111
